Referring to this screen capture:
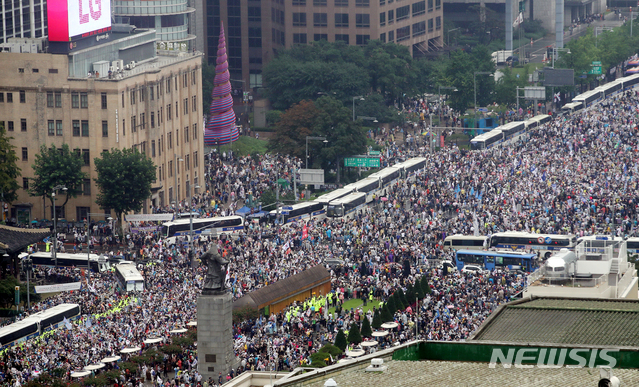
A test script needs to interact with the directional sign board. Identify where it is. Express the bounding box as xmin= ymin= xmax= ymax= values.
xmin=344 ymin=157 xmax=380 ymax=168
